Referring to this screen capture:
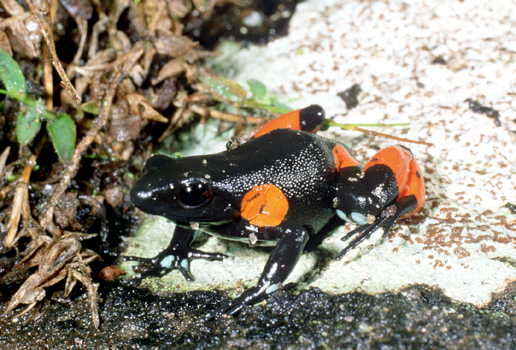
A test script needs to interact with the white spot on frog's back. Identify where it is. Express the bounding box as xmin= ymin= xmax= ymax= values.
xmin=371 ymin=184 xmax=387 ymax=202
xmin=216 ymin=139 xmax=330 ymax=201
